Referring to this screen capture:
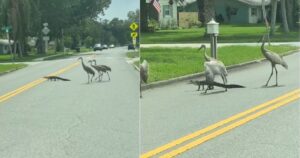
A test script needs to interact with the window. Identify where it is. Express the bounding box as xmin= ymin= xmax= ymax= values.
xmin=251 ymin=8 xmax=257 ymax=16
xmin=163 ymin=5 xmax=170 ymax=17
